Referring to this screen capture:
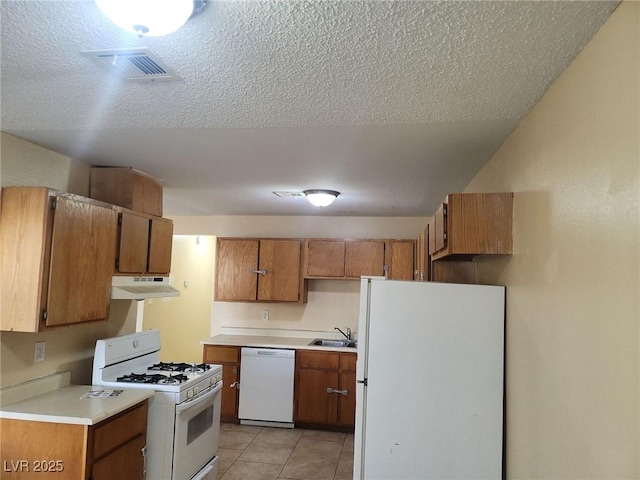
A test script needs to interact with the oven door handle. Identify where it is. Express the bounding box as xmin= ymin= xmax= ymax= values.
xmin=176 ymin=381 xmax=222 ymax=415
